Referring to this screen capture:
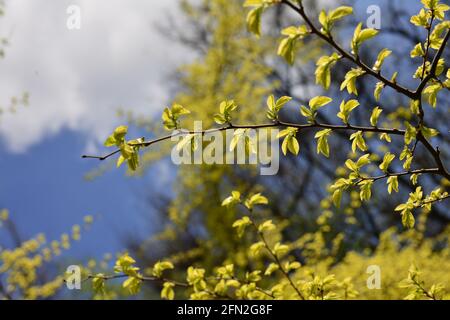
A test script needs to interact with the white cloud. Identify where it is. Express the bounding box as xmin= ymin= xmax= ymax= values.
xmin=0 ymin=0 xmax=190 ymax=153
